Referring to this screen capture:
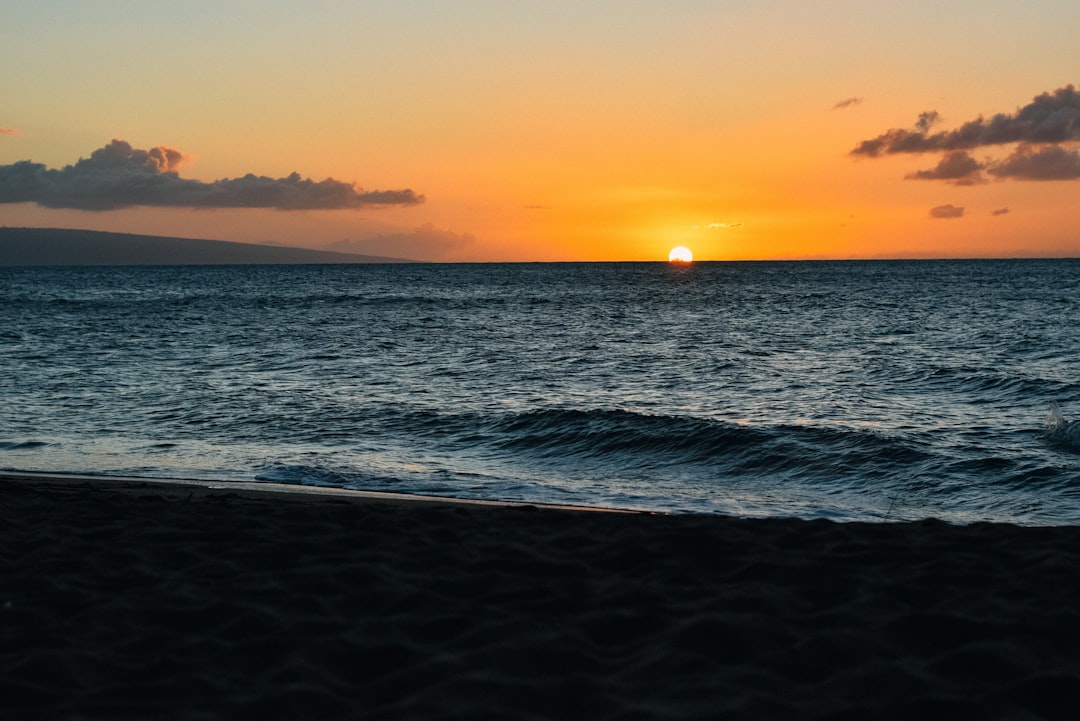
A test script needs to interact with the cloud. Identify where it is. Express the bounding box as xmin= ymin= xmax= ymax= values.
xmin=929 ymin=204 xmax=964 ymax=219
xmin=327 ymin=222 xmax=474 ymax=260
xmin=0 ymin=139 xmax=423 ymax=211
xmin=905 ymin=151 xmax=986 ymax=185
xmin=991 ymin=207 xmax=1010 ymax=216
xmin=832 ymin=97 xmax=864 ymax=110
xmin=987 ymin=144 xmax=1080 ymax=180
xmin=914 ymin=111 xmax=940 ymax=133
xmin=852 ymin=85 xmax=1080 ymax=157
xmin=0 ymin=127 xmax=19 ymax=137
xmin=695 ymin=222 xmax=742 ymax=230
